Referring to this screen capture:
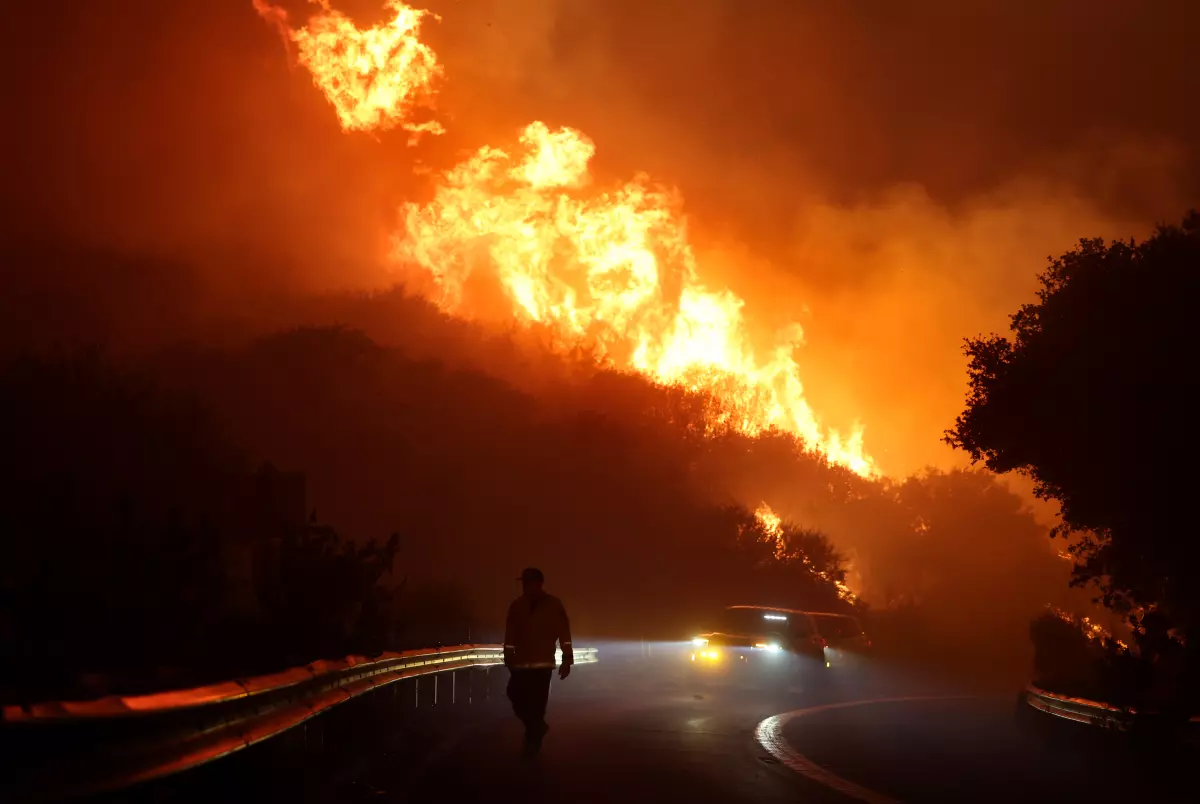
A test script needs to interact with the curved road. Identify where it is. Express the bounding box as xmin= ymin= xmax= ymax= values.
xmin=316 ymin=646 xmax=1191 ymax=804
xmin=113 ymin=644 xmax=1193 ymax=804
